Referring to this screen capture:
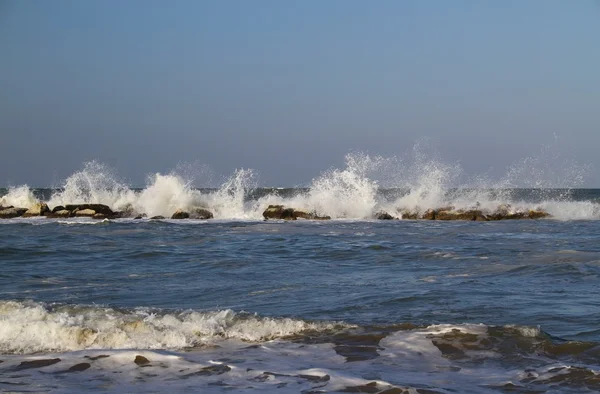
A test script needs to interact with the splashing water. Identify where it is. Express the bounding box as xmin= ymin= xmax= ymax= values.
xmin=47 ymin=161 xmax=136 ymax=210
xmin=1 ymin=140 xmax=597 ymax=220
xmin=0 ymin=185 xmax=38 ymax=209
